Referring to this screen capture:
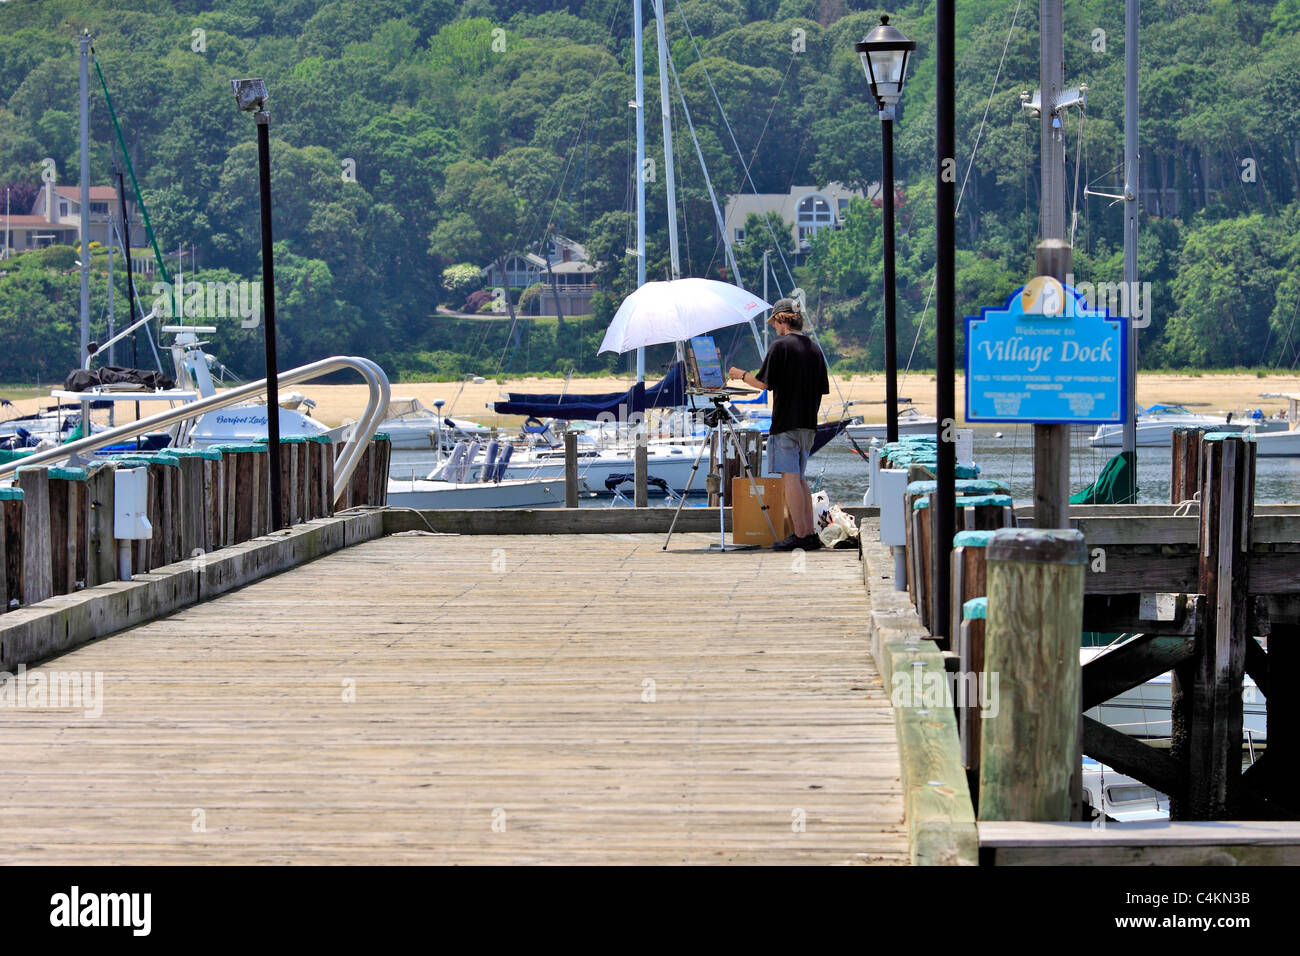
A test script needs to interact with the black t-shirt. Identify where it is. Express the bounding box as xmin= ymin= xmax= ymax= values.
xmin=756 ymin=332 xmax=829 ymax=435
